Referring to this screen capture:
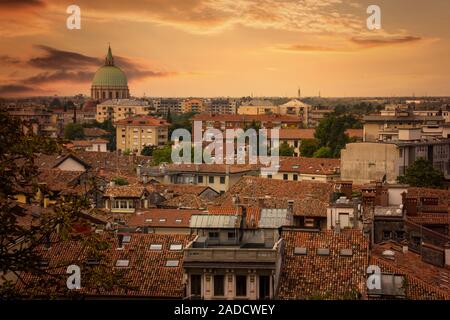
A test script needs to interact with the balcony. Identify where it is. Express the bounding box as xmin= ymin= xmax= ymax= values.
xmin=184 ymin=247 xmax=278 ymax=264
xmin=184 ymin=238 xmax=282 ymax=266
